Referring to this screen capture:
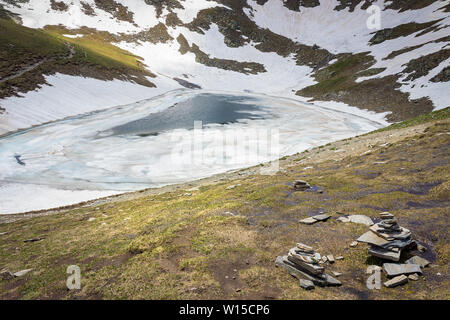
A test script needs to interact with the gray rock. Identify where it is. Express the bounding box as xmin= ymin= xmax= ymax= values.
xmin=357 ymin=231 xmax=390 ymax=247
xmin=406 ymin=256 xmax=430 ymax=268
xmin=327 ymin=255 xmax=335 ymax=263
xmin=383 ymin=263 xmax=422 ymax=277
xmin=296 ymin=242 xmax=315 ymax=253
xmin=299 ymin=217 xmax=317 ymax=225
xmin=368 ymin=245 xmax=401 ymax=261
xmin=408 ymin=273 xmax=419 ymax=281
xmin=379 ymin=212 xmax=394 ymax=220
xmin=287 ymin=249 xmax=324 ymax=275
xmin=293 ymin=180 xmax=311 ymax=191
xmin=332 ymin=271 xmax=342 ymax=277
xmin=350 ymin=241 xmax=358 ymax=247
xmin=300 ymin=279 xmax=315 ymax=290
xmin=312 ymin=214 xmax=331 ymax=221
xmin=337 ymin=217 xmax=350 ymax=223
xmin=323 ymin=273 xmax=342 ymax=286
xmin=13 ymin=268 xmax=33 ymax=277
xmin=336 ymin=256 xmax=344 ymax=260
xmin=275 ymin=256 xmax=327 ymax=287
xmin=346 ymin=215 xmax=374 ymax=226
xmin=384 ymin=275 xmax=408 ymax=288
